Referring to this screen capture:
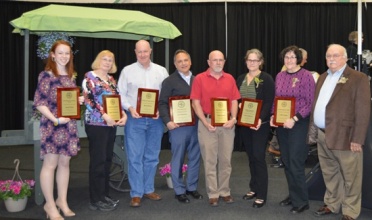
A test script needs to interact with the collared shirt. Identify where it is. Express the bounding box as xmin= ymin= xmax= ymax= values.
xmin=178 ymin=71 xmax=191 ymax=85
xmin=190 ymin=68 xmax=240 ymax=114
xmin=117 ymin=61 xmax=169 ymax=111
xmin=313 ymin=64 xmax=347 ymax=128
